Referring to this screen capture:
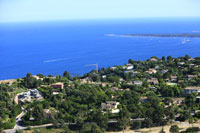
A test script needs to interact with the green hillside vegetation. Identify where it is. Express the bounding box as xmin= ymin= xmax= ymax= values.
xmin=1 ymin=55 xmax=200 ymax=132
